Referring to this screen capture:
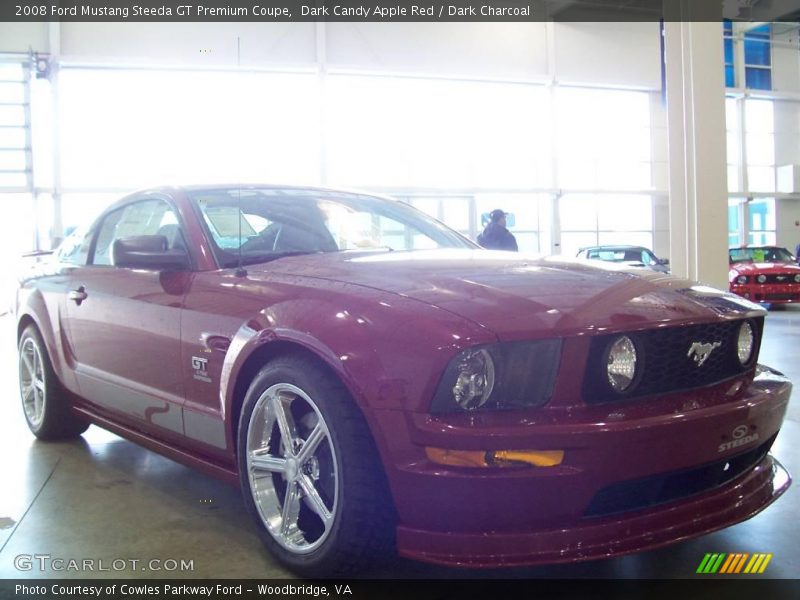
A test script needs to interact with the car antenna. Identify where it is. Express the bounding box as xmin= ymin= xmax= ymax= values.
xmin=234 ymin=35 xmax=247 ymax=278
